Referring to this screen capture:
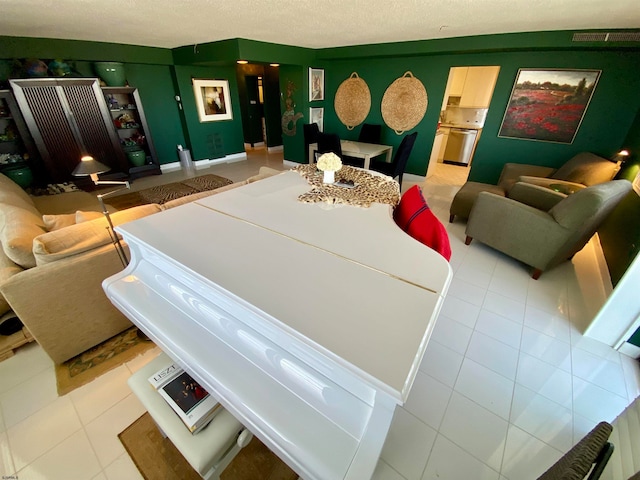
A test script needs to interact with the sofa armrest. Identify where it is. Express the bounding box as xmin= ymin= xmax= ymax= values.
xmin=0 ymin=244 xmax=132 ymax=363
xmin=498 ymin=163 xmax=557 ymax=192
xmin=466 ymin=192 xmax=570 ymax=270
xmin=508 ymin=182 xmax=567 ymax=211
xmin=517 ymin=176 xmax=587 ymax=193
